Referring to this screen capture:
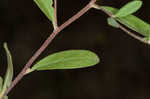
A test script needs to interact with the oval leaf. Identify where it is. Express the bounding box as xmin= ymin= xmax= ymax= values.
xmin=34 ymin=0 xmax=55 ymax=24
xmin=115 ymin=0 xmax=142 ymax=18
xmin=107 ymin=17 xmax=119 ymax=28
xmin=31 ymin=50 xmax=99 ymax=71
xmin=102 ymin=6 xmax=150 ymax=37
